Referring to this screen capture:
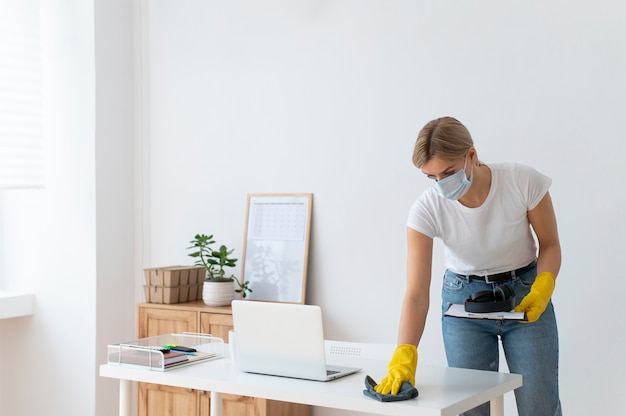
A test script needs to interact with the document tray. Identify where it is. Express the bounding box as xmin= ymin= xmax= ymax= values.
xmin=107 ymin=332 xmax=224 ymax=371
